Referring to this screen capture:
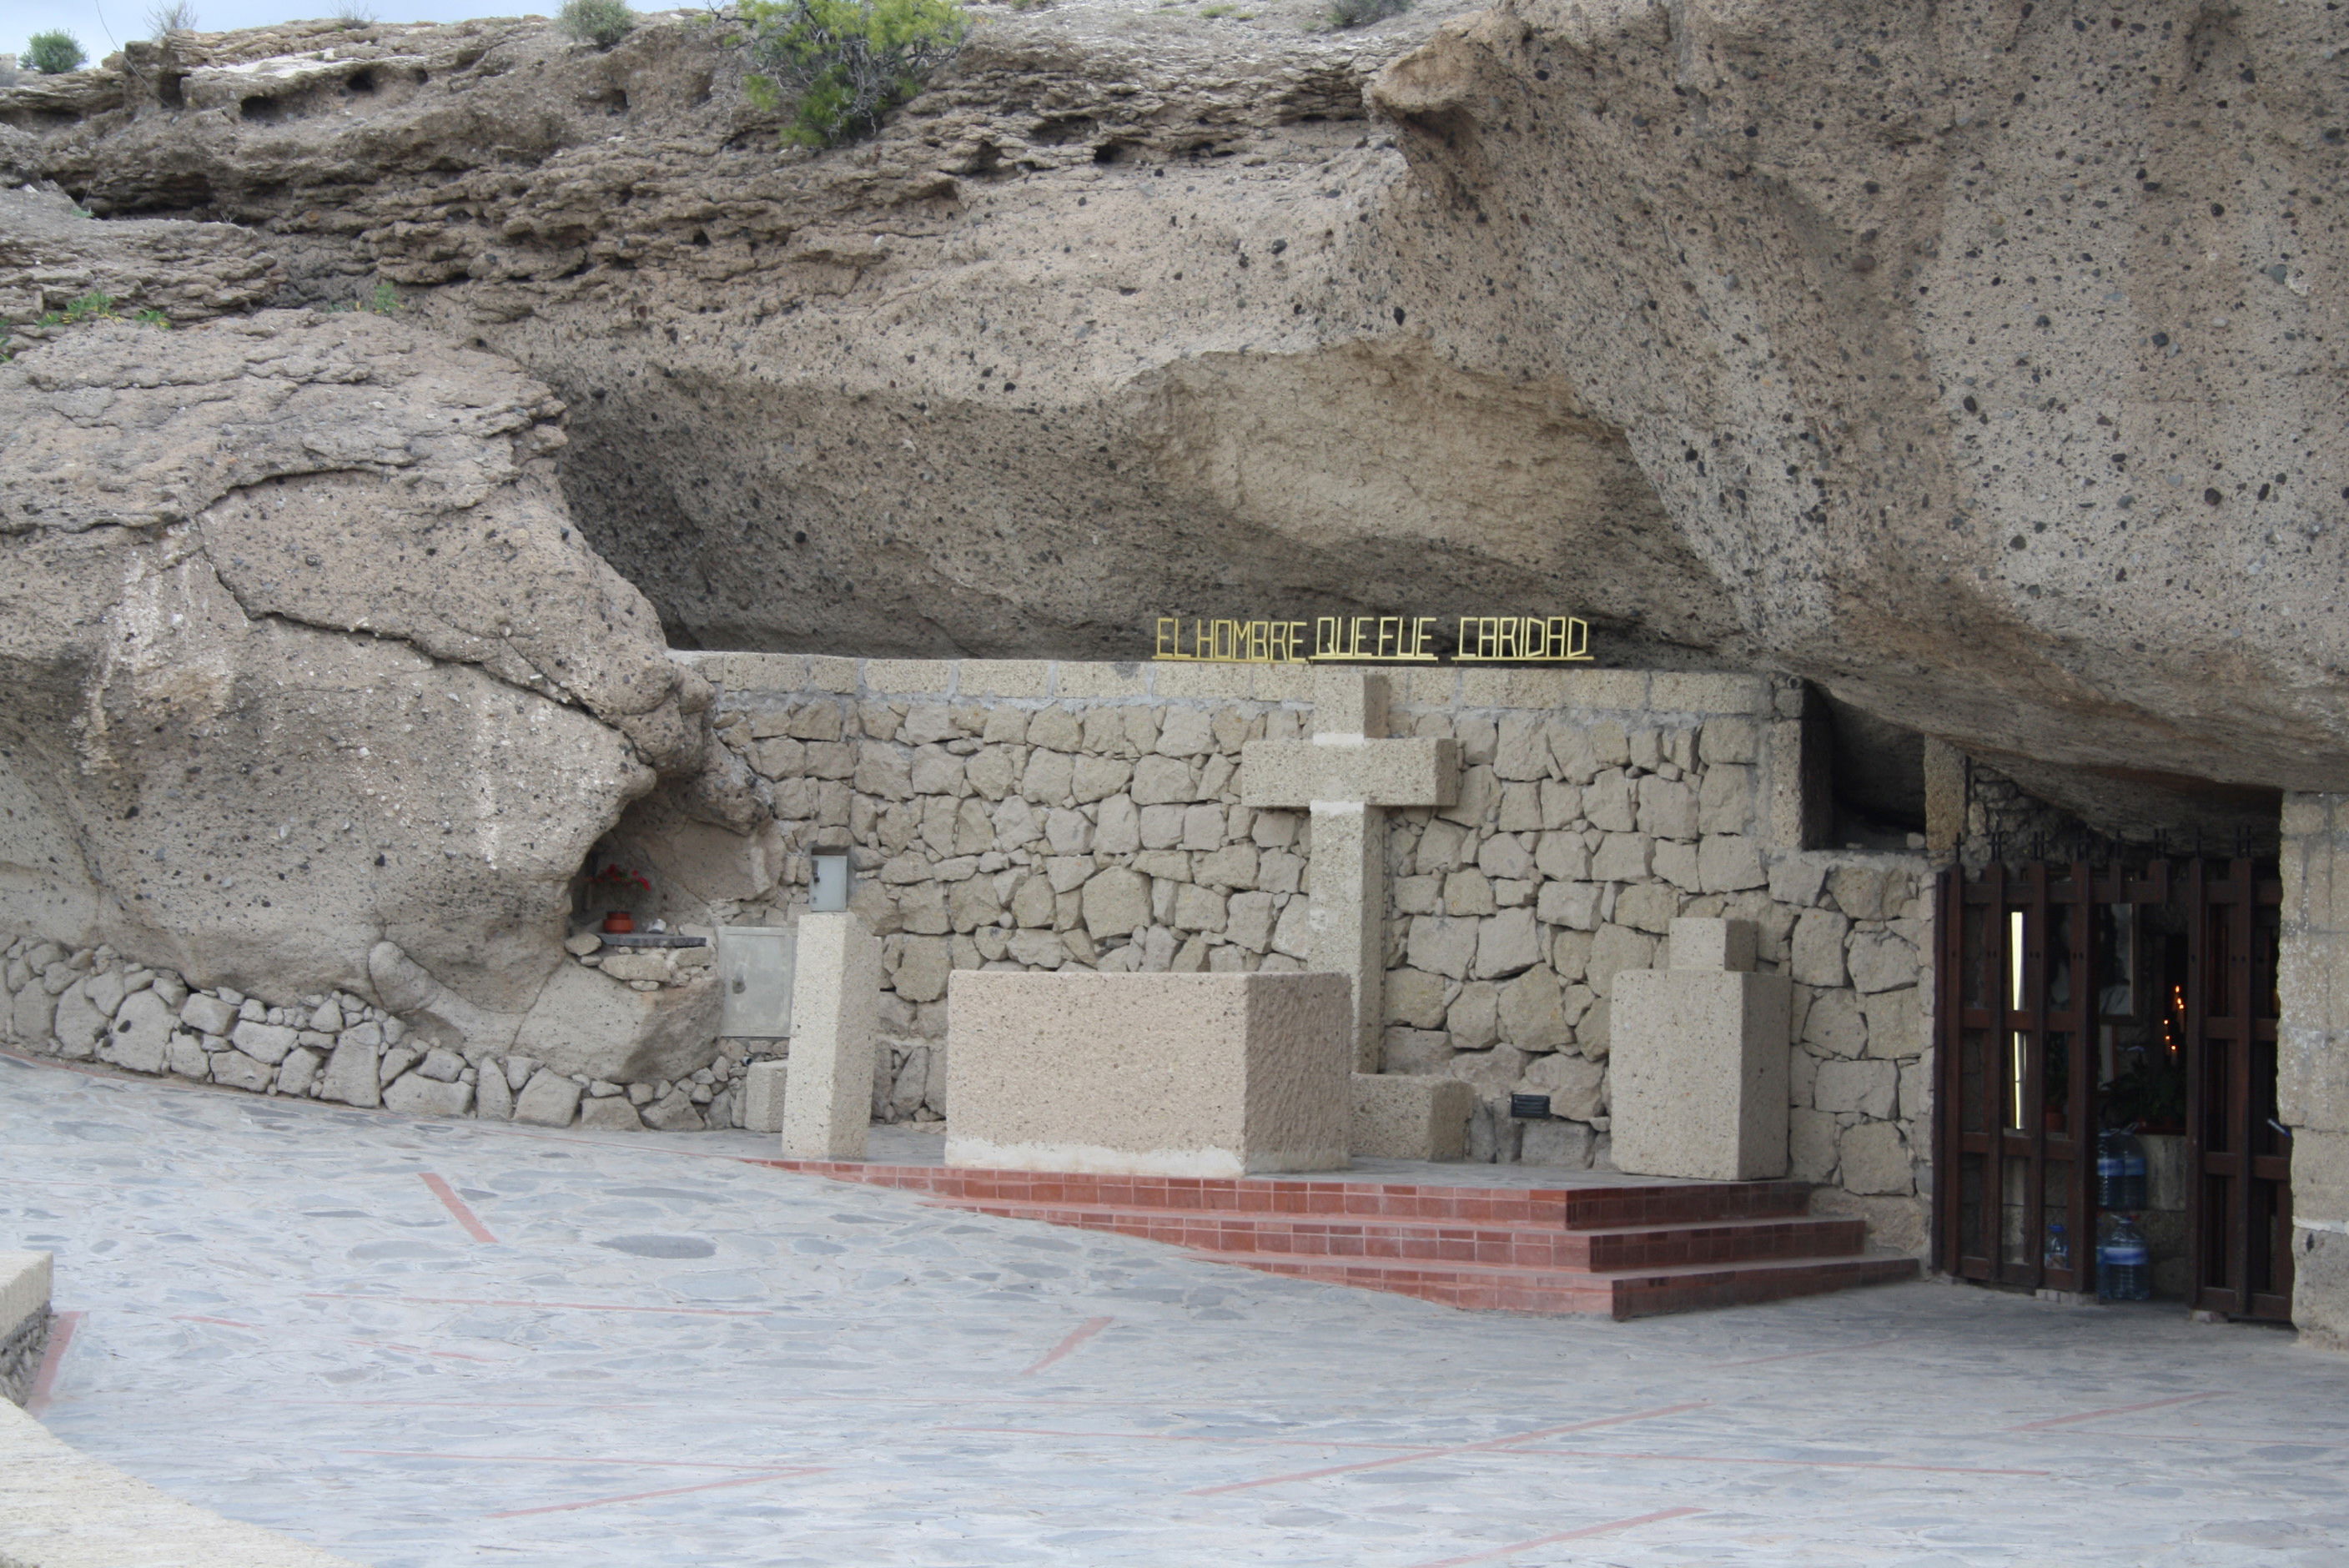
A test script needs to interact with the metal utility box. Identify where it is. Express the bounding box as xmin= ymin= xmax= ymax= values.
xmin=715 ymin=926 xmax=797 ymax=1038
